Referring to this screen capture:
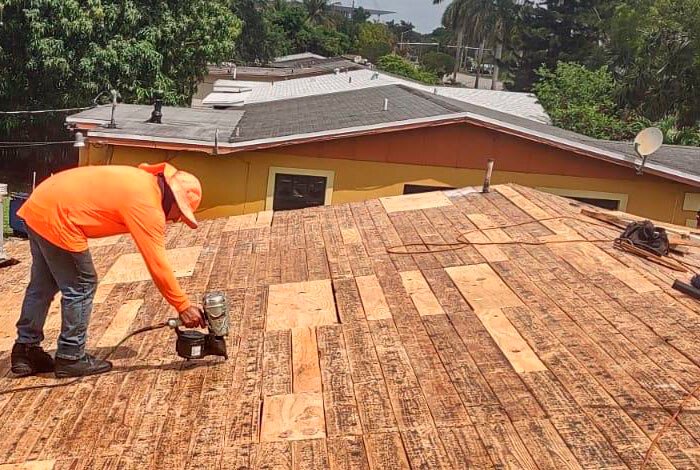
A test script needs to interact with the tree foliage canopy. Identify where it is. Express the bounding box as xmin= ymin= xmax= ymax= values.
xmin=0 ymin=0 xmax=241 ymax=111
xmin=357 ymin=23 xmax=394 ymax=62
xmin=377 ymin=54 xmax=440 ymax=85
